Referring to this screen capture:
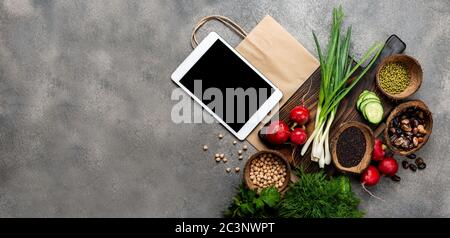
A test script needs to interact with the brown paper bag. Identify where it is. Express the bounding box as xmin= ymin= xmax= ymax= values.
xmin=191 ymin=15 xmax=319 ymax=151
